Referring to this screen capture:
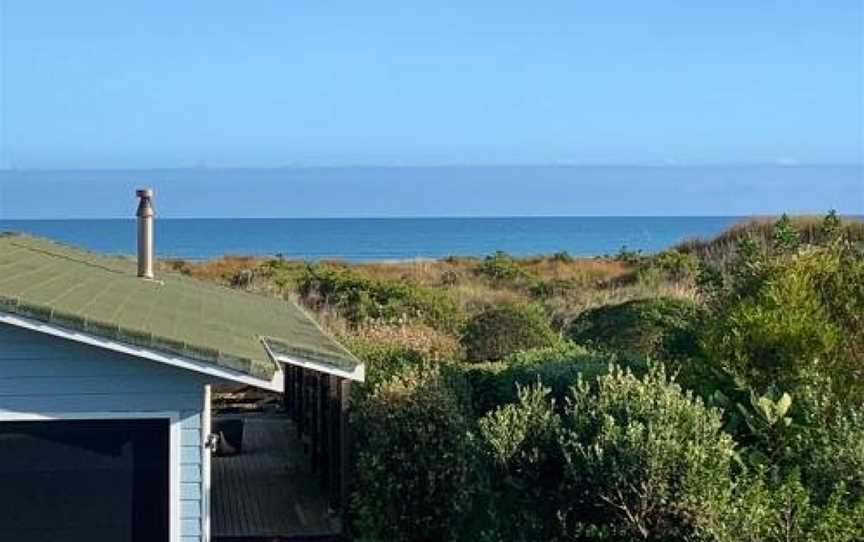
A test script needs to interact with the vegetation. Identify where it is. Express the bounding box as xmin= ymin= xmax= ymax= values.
xmin=567 ymin=296 xmax=702 ymax=361
xmin=461 ymin=302 xmax=560 ymax=362
xmin=182 ymin=213 xmax=864 ymax=541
